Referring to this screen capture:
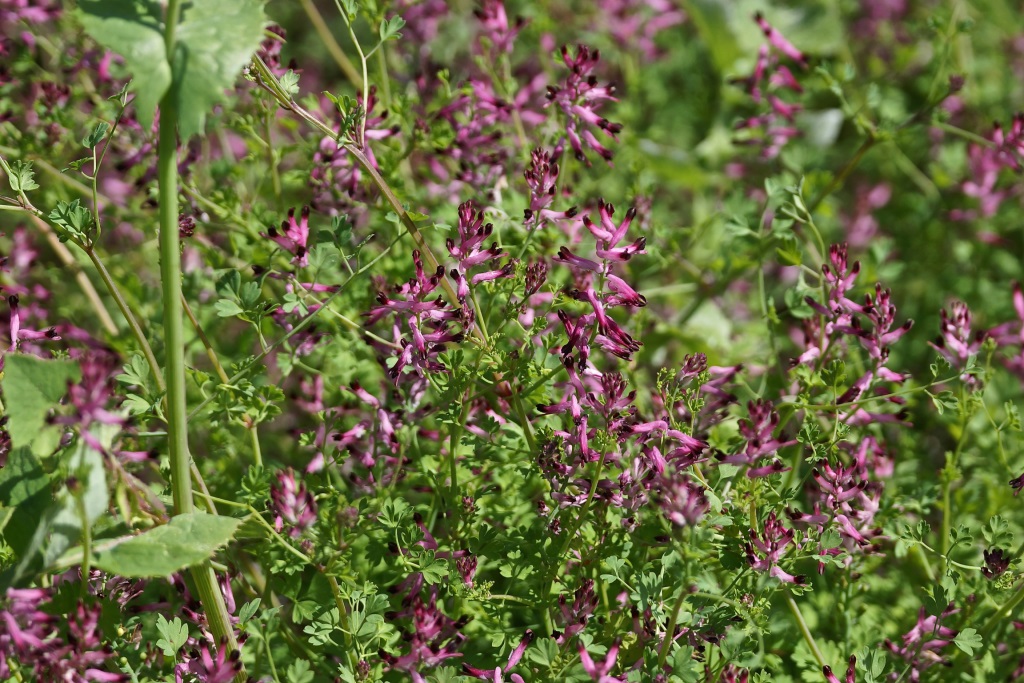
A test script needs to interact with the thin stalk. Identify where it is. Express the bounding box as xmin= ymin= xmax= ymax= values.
xmin=659 ymin=579 xmax=688 ymax=666
xmin=786 ymin=590 xmax=825 ymax=669
xmin=297 ymin=0 xmax=362 ymax=88
xmin=335 ymin=0 xmax=369 ymax=144
xmin=807 ymin=136 xmax=875 ymax=213
xmin=27 ymin=215 xmax=118 ymax=335
xmin=182 ymin=294 xmax=263 ymax=468
xmin=75 ymin=491 xmax=92 ymax=599
xmin=83 ymin=243 xmax=164 ymax=392
xmin=249 ymin=426 xmax=263 ymax=468
xmin=263 ymin=108 xmax=282 ymax=208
